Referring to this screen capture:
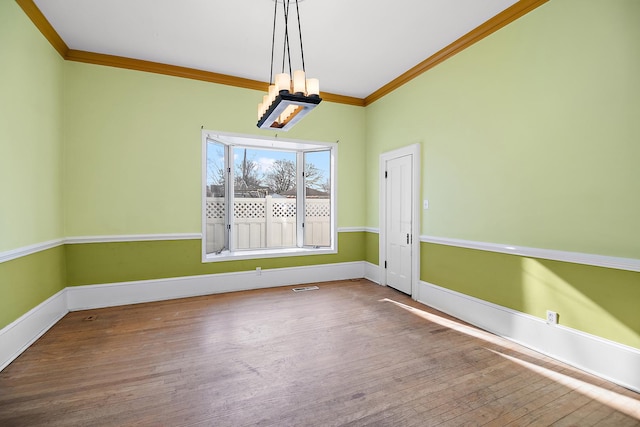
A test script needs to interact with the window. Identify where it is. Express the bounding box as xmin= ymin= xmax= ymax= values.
xmin=202 ymin=131 xmax=336 ymax=262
